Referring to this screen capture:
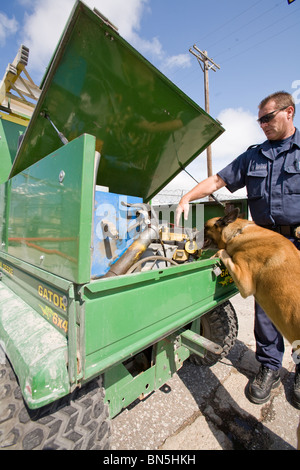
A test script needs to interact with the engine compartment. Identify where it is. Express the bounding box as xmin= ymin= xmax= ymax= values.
xmin=92 ymin=187 xmax=207 ymax=279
